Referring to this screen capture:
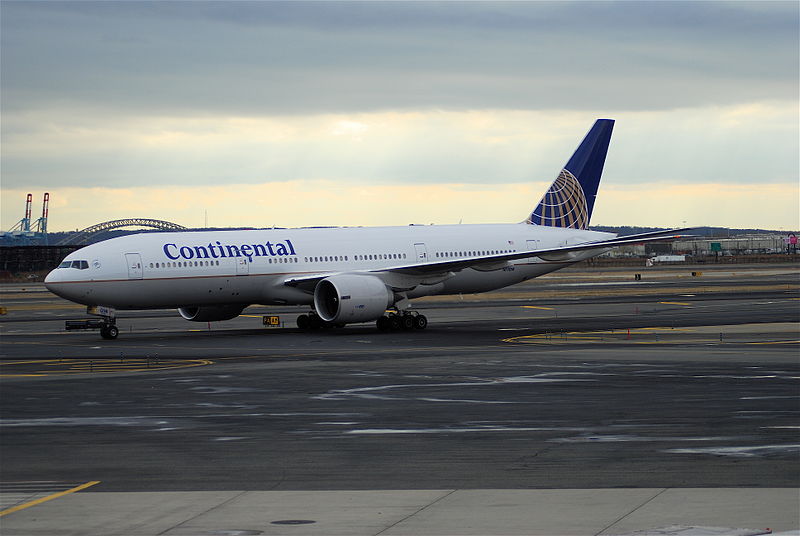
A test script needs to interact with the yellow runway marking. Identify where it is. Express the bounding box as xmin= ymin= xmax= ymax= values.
xmin=0 ymin=304 xmax=85 ymax=312
xmin=521 ymin=306 xmax=554 ymax=310
xmin=0 ymin=481 xmax=100 ymax=517
xmin=0 ymin=358 xmax=213 ymax=377
xmin=659 ymin=301 xmax=692 ymax=306
xmin=746 ymin=340 xmax=800 ymax=345
xmin=635 ymin=326 xmax=692 ymax=331
xmin=503 ymin=327 xmax=798 ymax=346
